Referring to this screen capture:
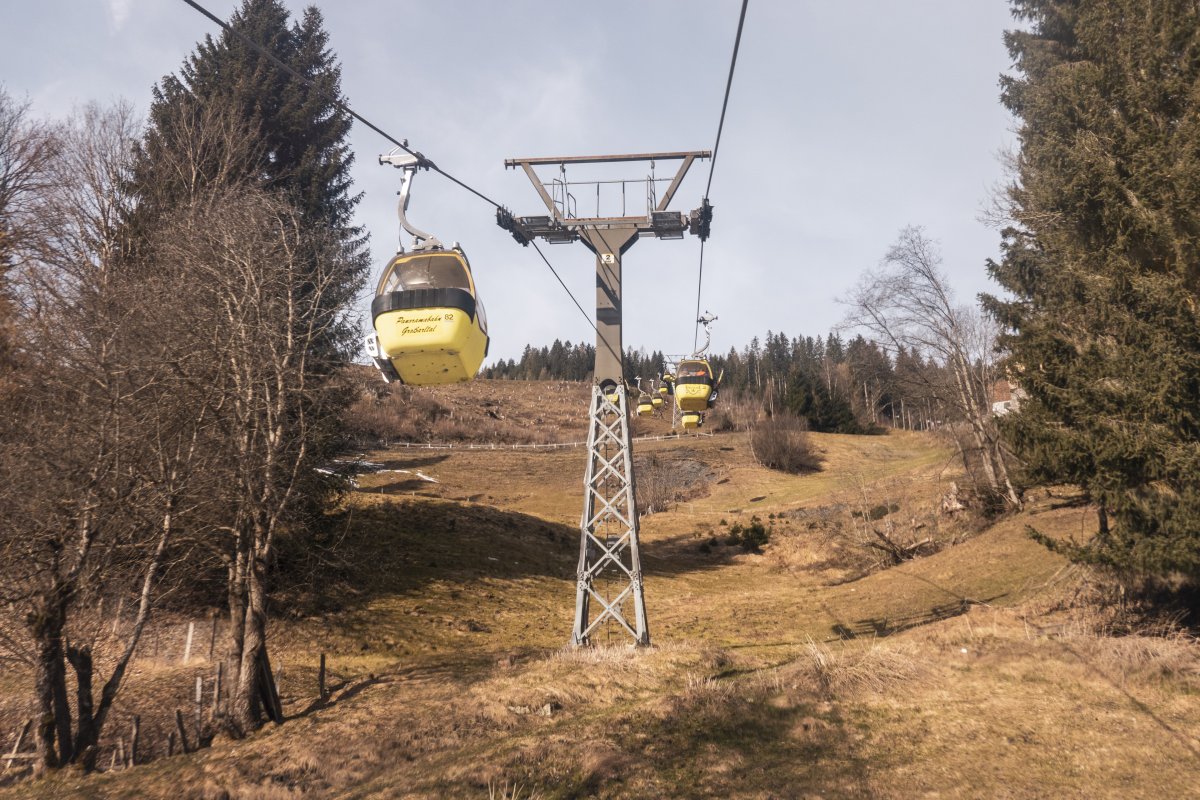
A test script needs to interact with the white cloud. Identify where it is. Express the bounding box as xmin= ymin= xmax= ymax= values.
xmin=107 ymin=0 xmax=133 ymax=31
